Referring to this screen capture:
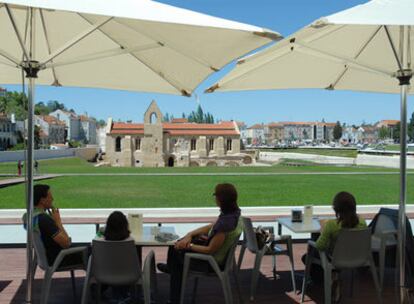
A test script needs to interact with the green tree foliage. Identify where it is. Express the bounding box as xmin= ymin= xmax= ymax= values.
xmin=409 ymin=112 xmax=414 ymax=141
xmin=187 ymin=105 xmax=215 ymax=124
xmin=0 ymin=91 xmax=28 ymax=120
xmin=333 ymin=121 xmax=343 ymax=140
xmin=393 ymin=122 xmax=400 ymax=142
xmin=378 ymin=126 xmax=389 ymax=139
